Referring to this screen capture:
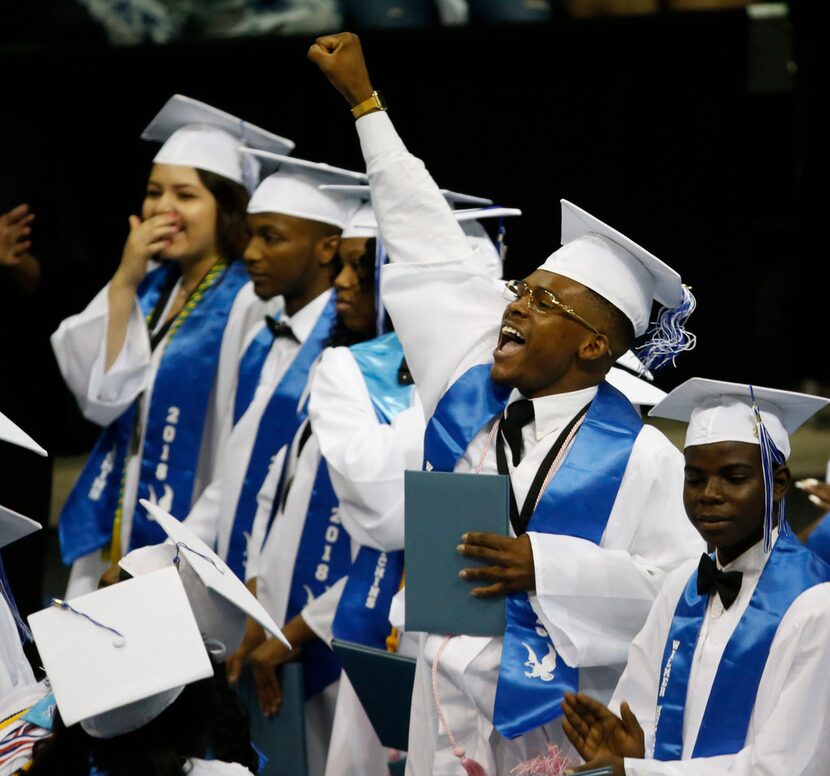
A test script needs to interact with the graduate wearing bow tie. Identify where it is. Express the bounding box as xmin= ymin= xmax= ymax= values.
xmin=181 ymin=155 xmax=363 ymax=581
xmin=562 ymin=379 xmax=830 ymax=776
